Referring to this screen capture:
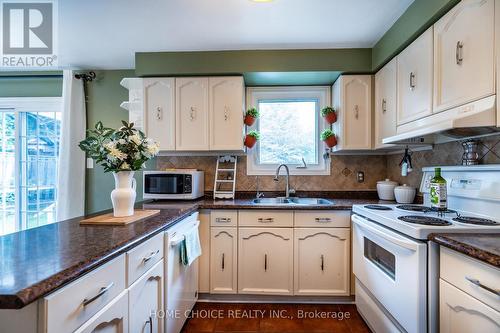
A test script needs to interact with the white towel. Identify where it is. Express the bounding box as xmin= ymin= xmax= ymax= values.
xmin=180 ymin=223 xmax=202 ymax=266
